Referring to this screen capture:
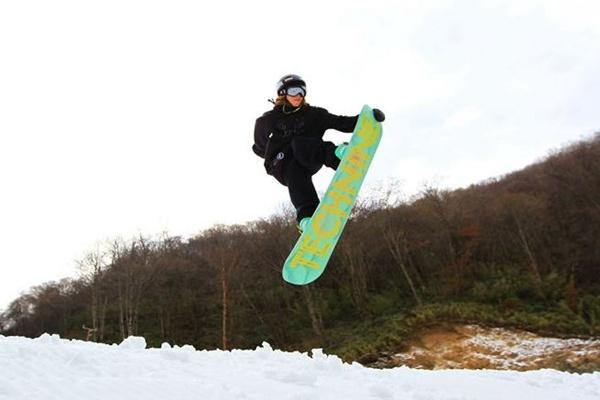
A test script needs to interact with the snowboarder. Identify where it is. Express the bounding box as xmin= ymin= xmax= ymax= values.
xmin=253 ymin=74 xmax=385 ymax=231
